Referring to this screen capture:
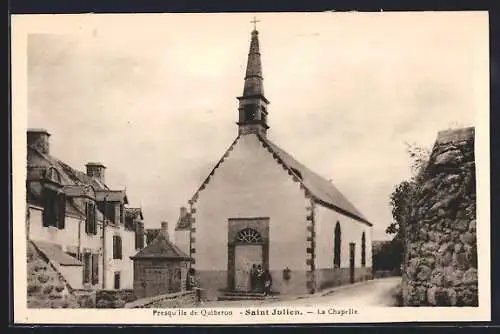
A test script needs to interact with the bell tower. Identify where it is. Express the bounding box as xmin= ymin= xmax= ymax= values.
xmin=237 ymin=18 xmax=270 ymax=137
